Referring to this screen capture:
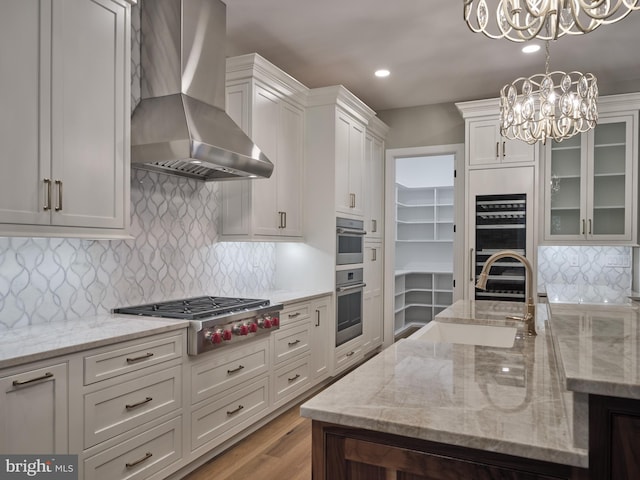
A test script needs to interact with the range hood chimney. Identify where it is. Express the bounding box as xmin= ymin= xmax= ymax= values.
xmin=131 ymin=0 xmax=273 ymax=180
